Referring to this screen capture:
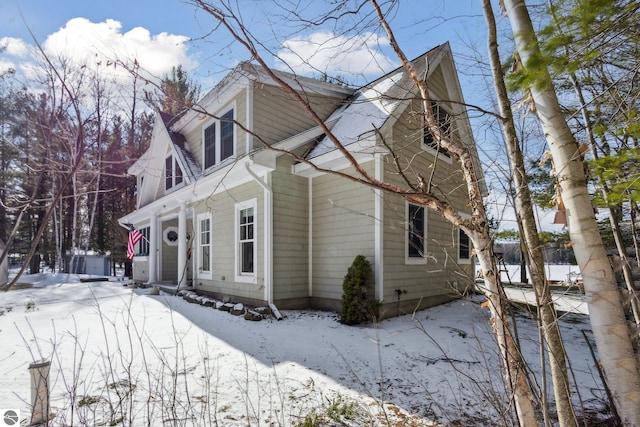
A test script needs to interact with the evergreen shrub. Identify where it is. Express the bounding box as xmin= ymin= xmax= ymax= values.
xmin=339 ymin=255 xmax=380 ymax=325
